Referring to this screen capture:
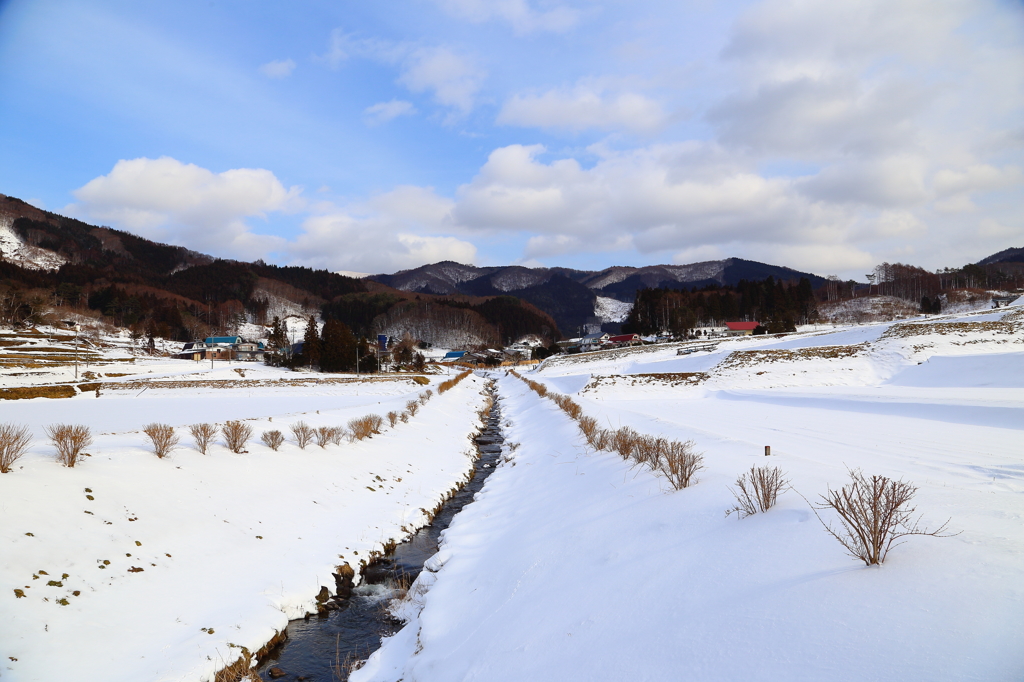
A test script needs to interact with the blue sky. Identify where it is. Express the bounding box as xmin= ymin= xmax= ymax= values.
xmin=0 ymin=0 xmax=1022 ymax=278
